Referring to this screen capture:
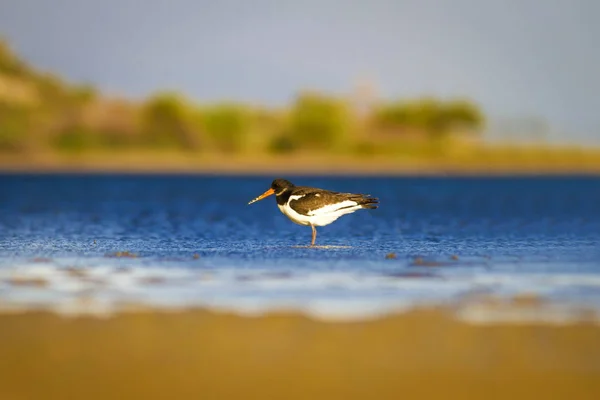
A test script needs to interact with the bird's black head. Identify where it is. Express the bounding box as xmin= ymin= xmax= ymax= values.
xmin=271 ymin=178 xmax=294 ymax=195
xmin=248 ymin=178 xmax=295 ymax=205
